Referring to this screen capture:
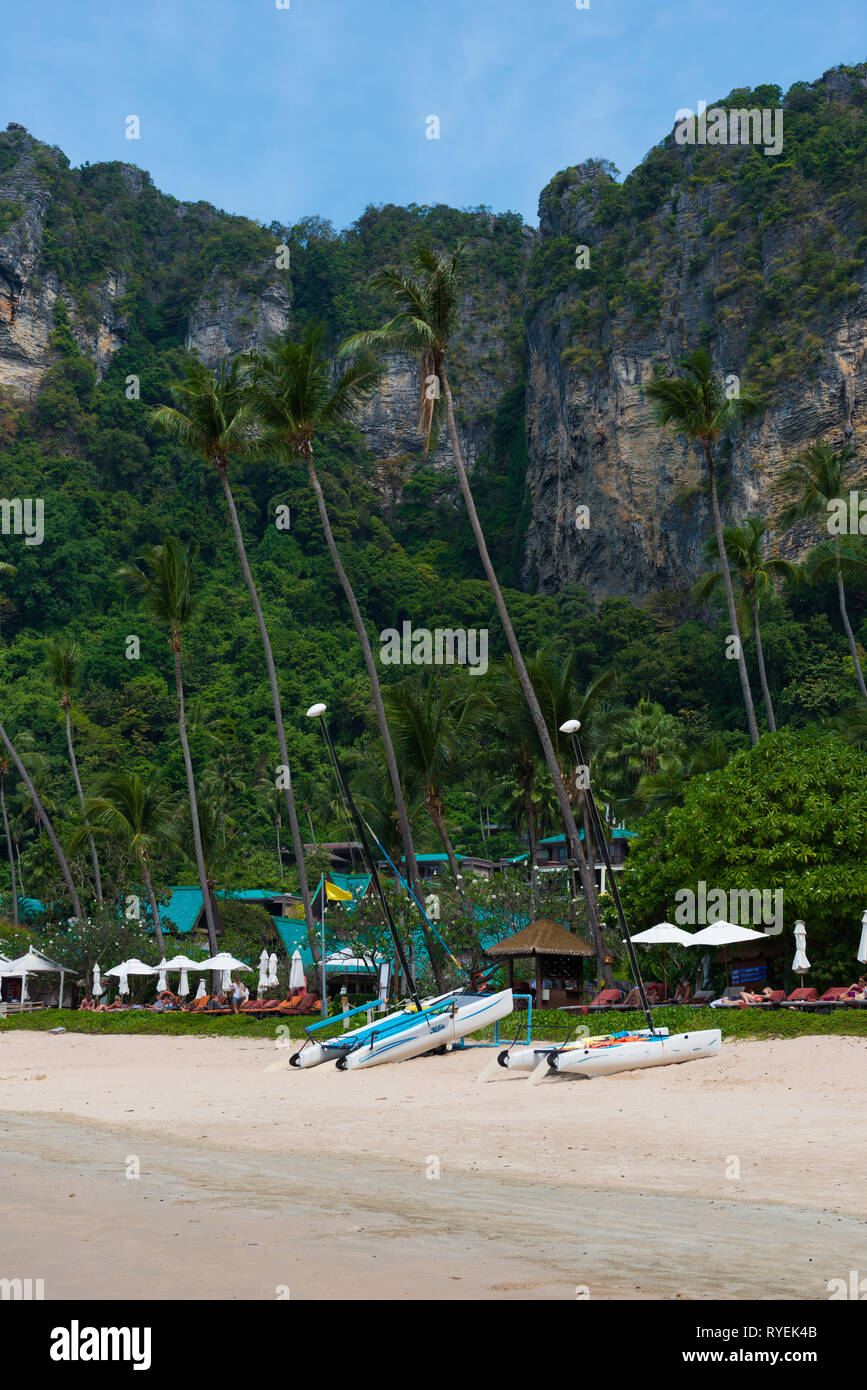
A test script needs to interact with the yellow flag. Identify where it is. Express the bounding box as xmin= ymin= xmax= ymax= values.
xmin=325 ymin=880 xmax=354 ymax=902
